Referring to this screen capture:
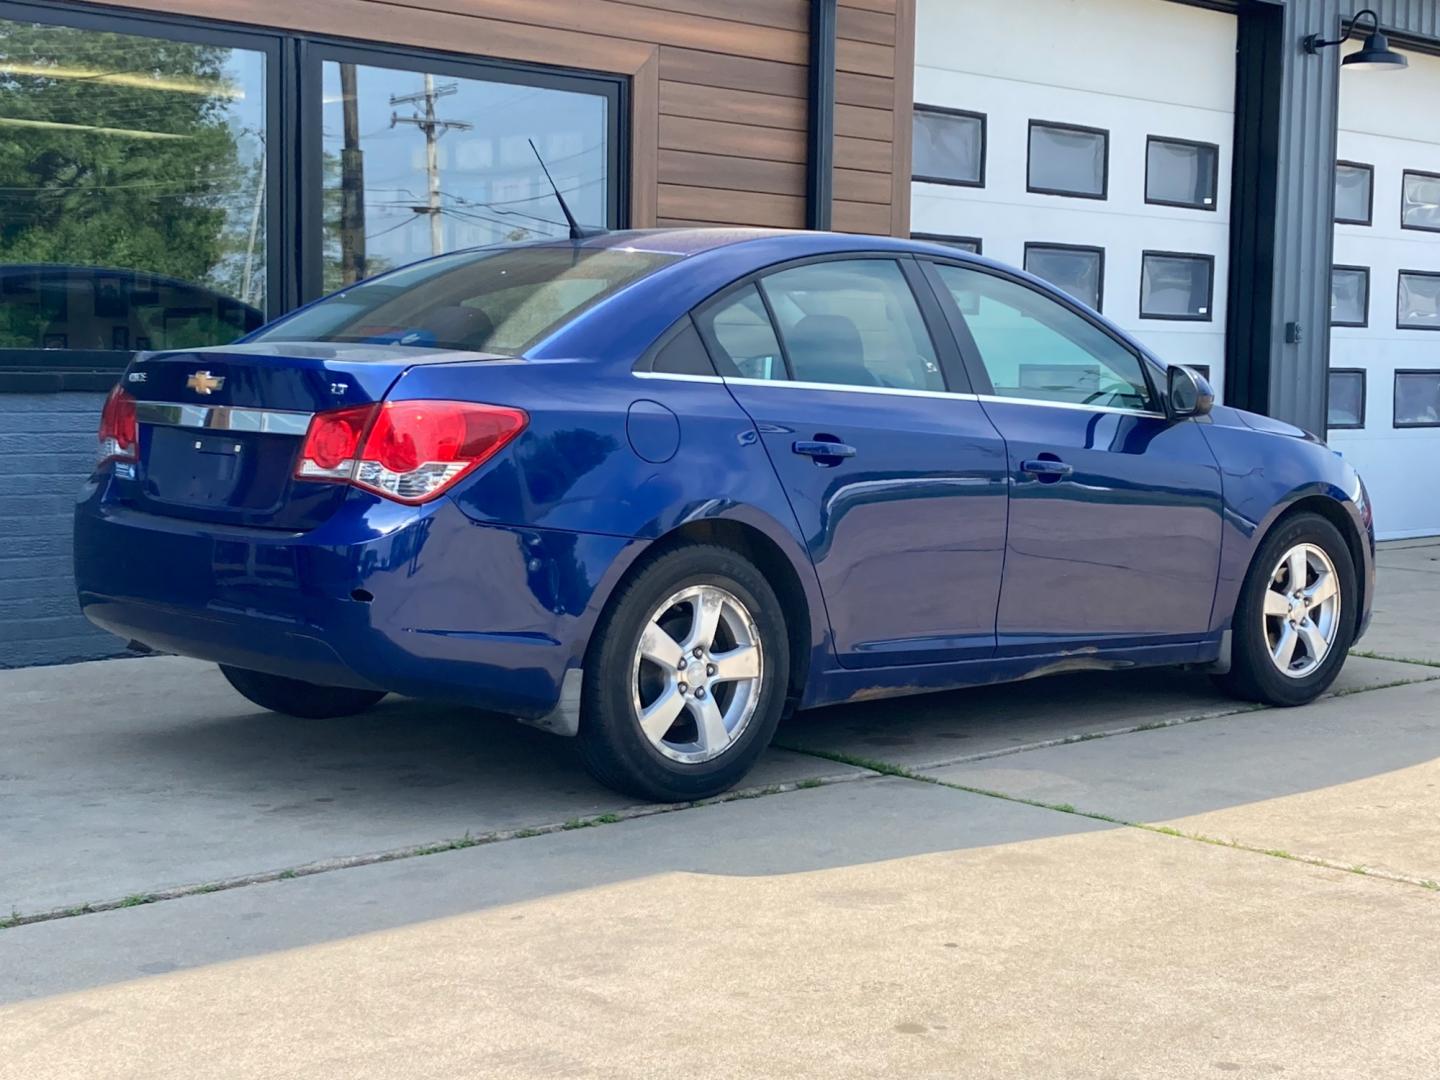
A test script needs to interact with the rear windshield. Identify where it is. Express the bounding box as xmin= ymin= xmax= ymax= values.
xmin=250 ymin=246 xmax=678 ymax=355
